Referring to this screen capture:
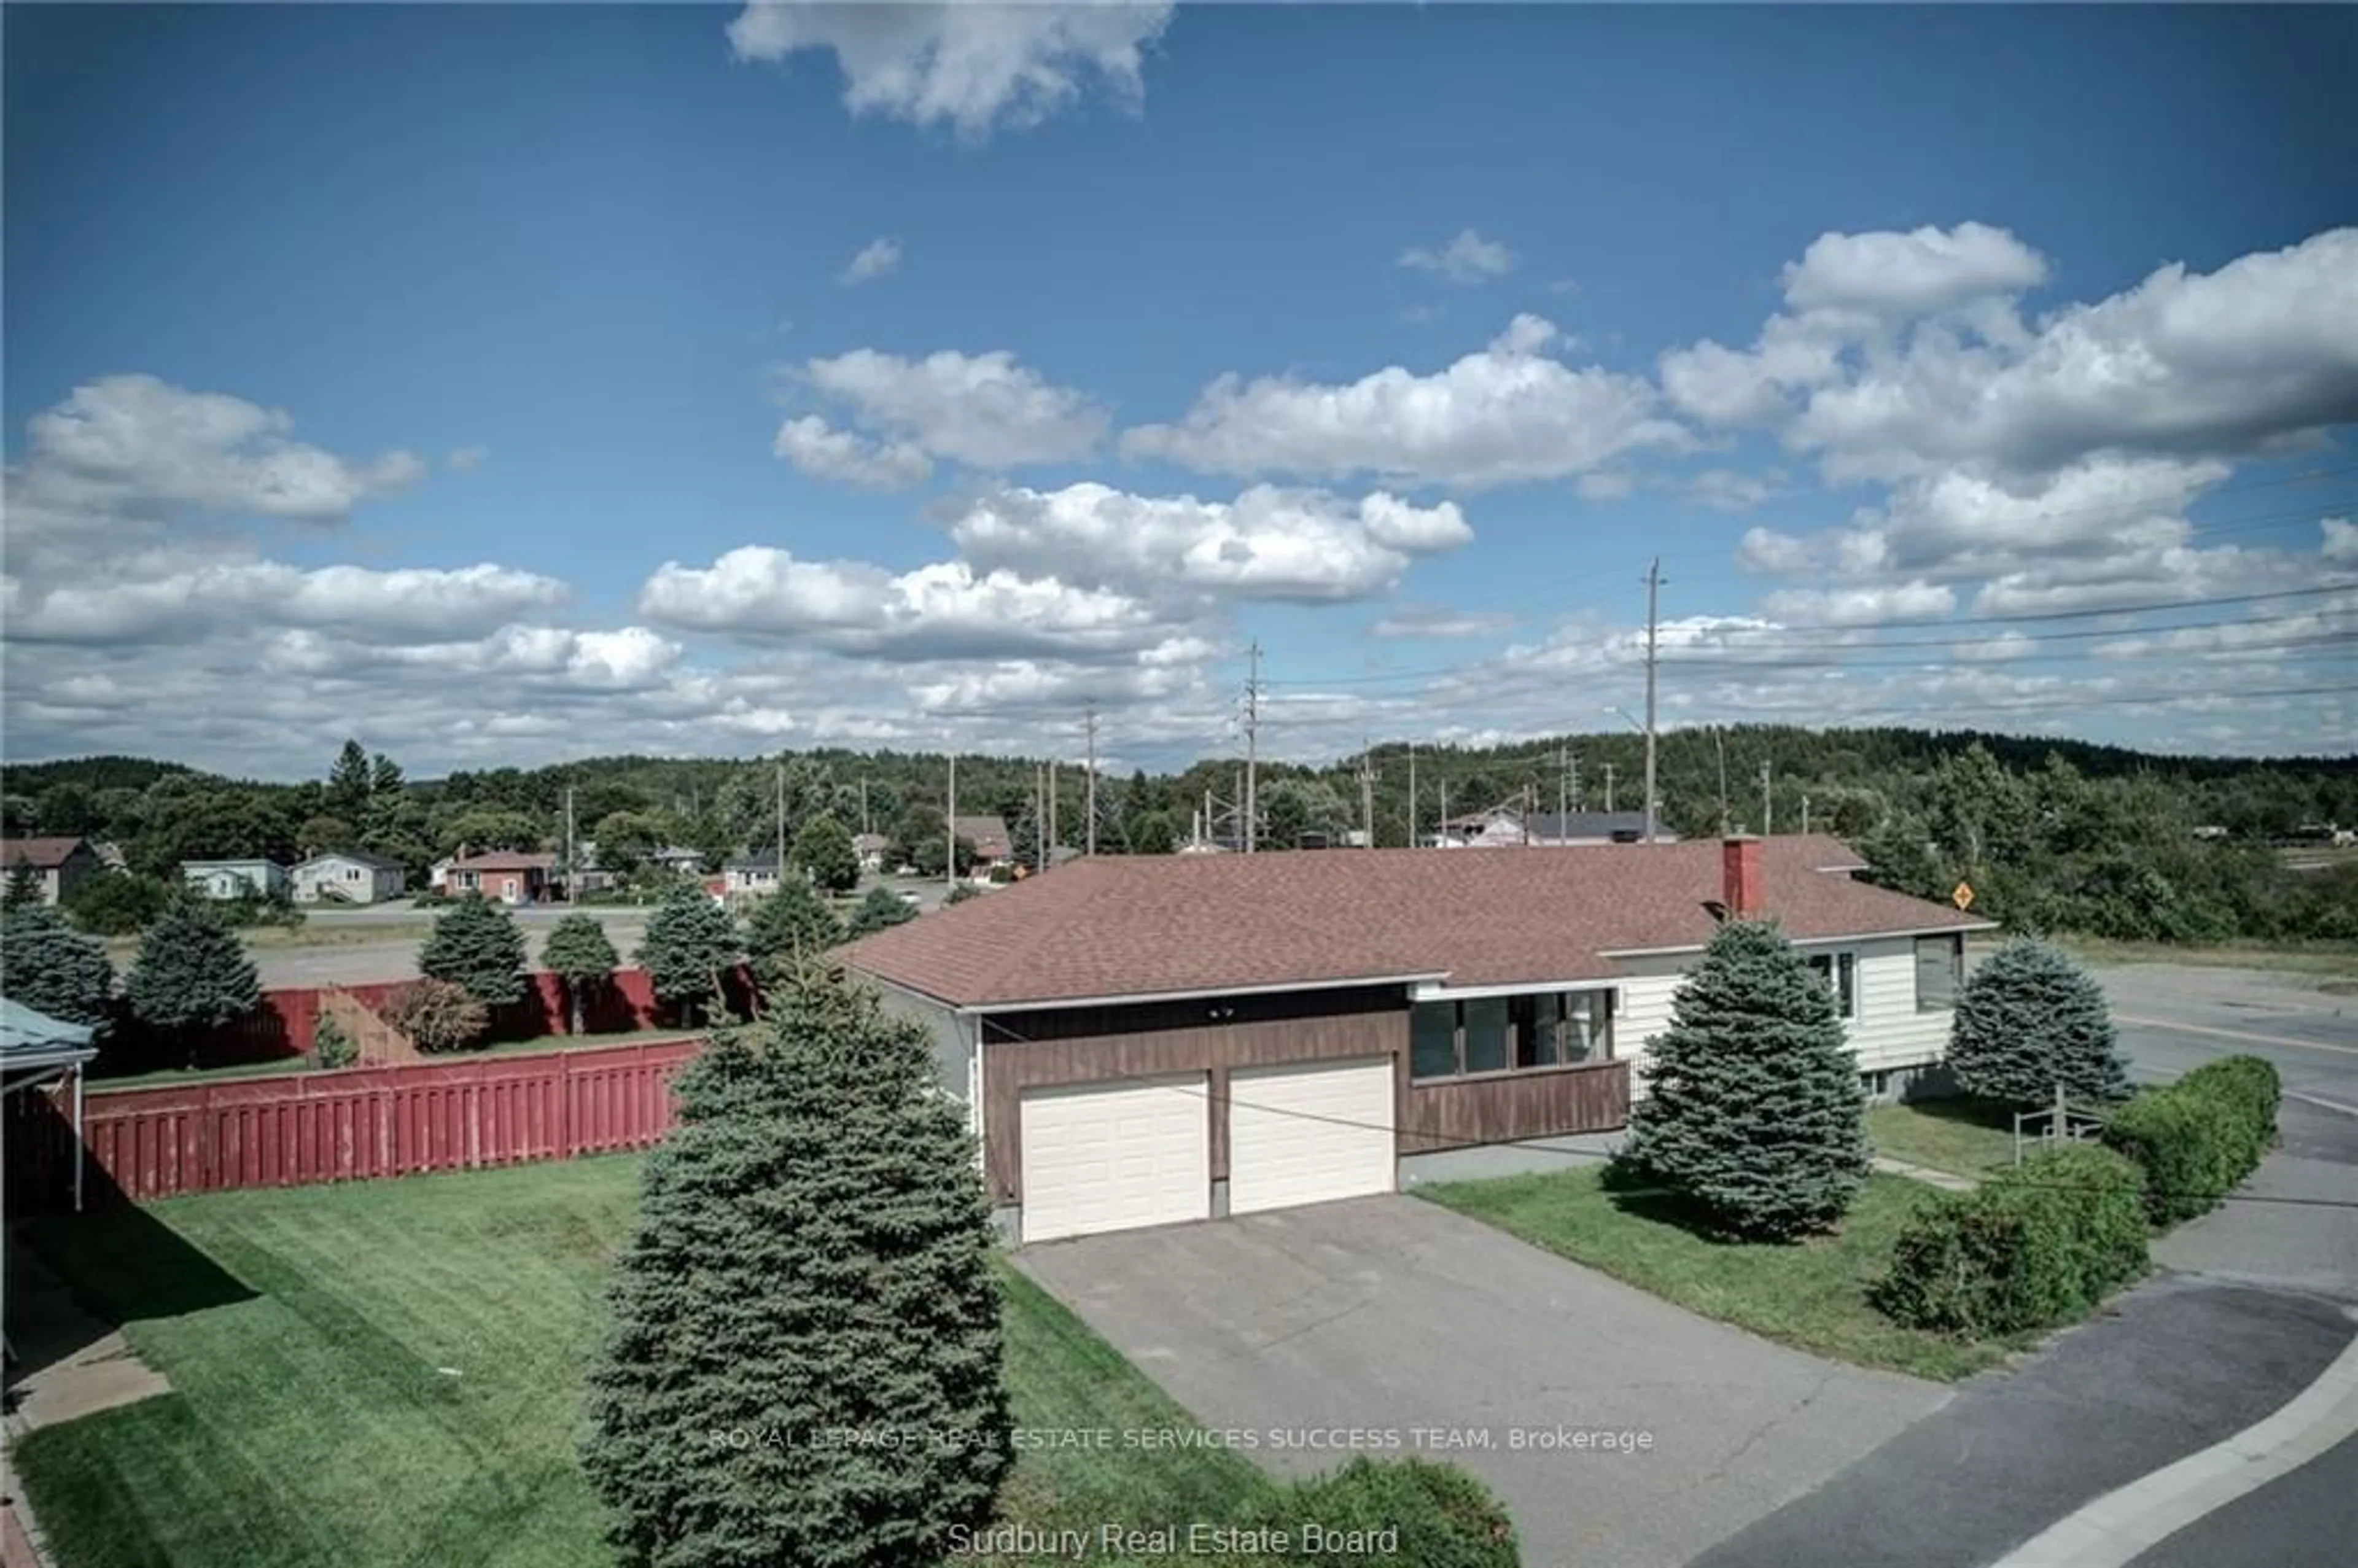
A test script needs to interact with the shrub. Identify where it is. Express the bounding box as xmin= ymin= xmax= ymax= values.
xmin=418 ymin=895 xmax=529 ymax=1007
xmin=844 ymin=884 xmax=919 ymax=937
xmin=1947 ymin=939 xmax=2131 ymax=1108
xmin=1873 ymin=1143 xmax=2149 ymax=1337
xmin=65 ymin=871 xmax=169 ymax=936
xmin=1617 ymin=918 xmax=1871 ymax=1240
xmin=385 ymin=979 xmax=490 ymax=1054
xmin=313 ymin=1014 xmax=359 ymax=1070
xmin=944 ymin=882 xmax=981 ymax=906
xmin=2101 ymin=1056 xmax=2280 ymax=1225
xmin=582 ymin=967 xmax=1009 ymax=1568
xmin=1 ymin=905 xmax=116 ymax=1030
xmin=1244 ymin=1457 xmax=1519 ymax=1568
